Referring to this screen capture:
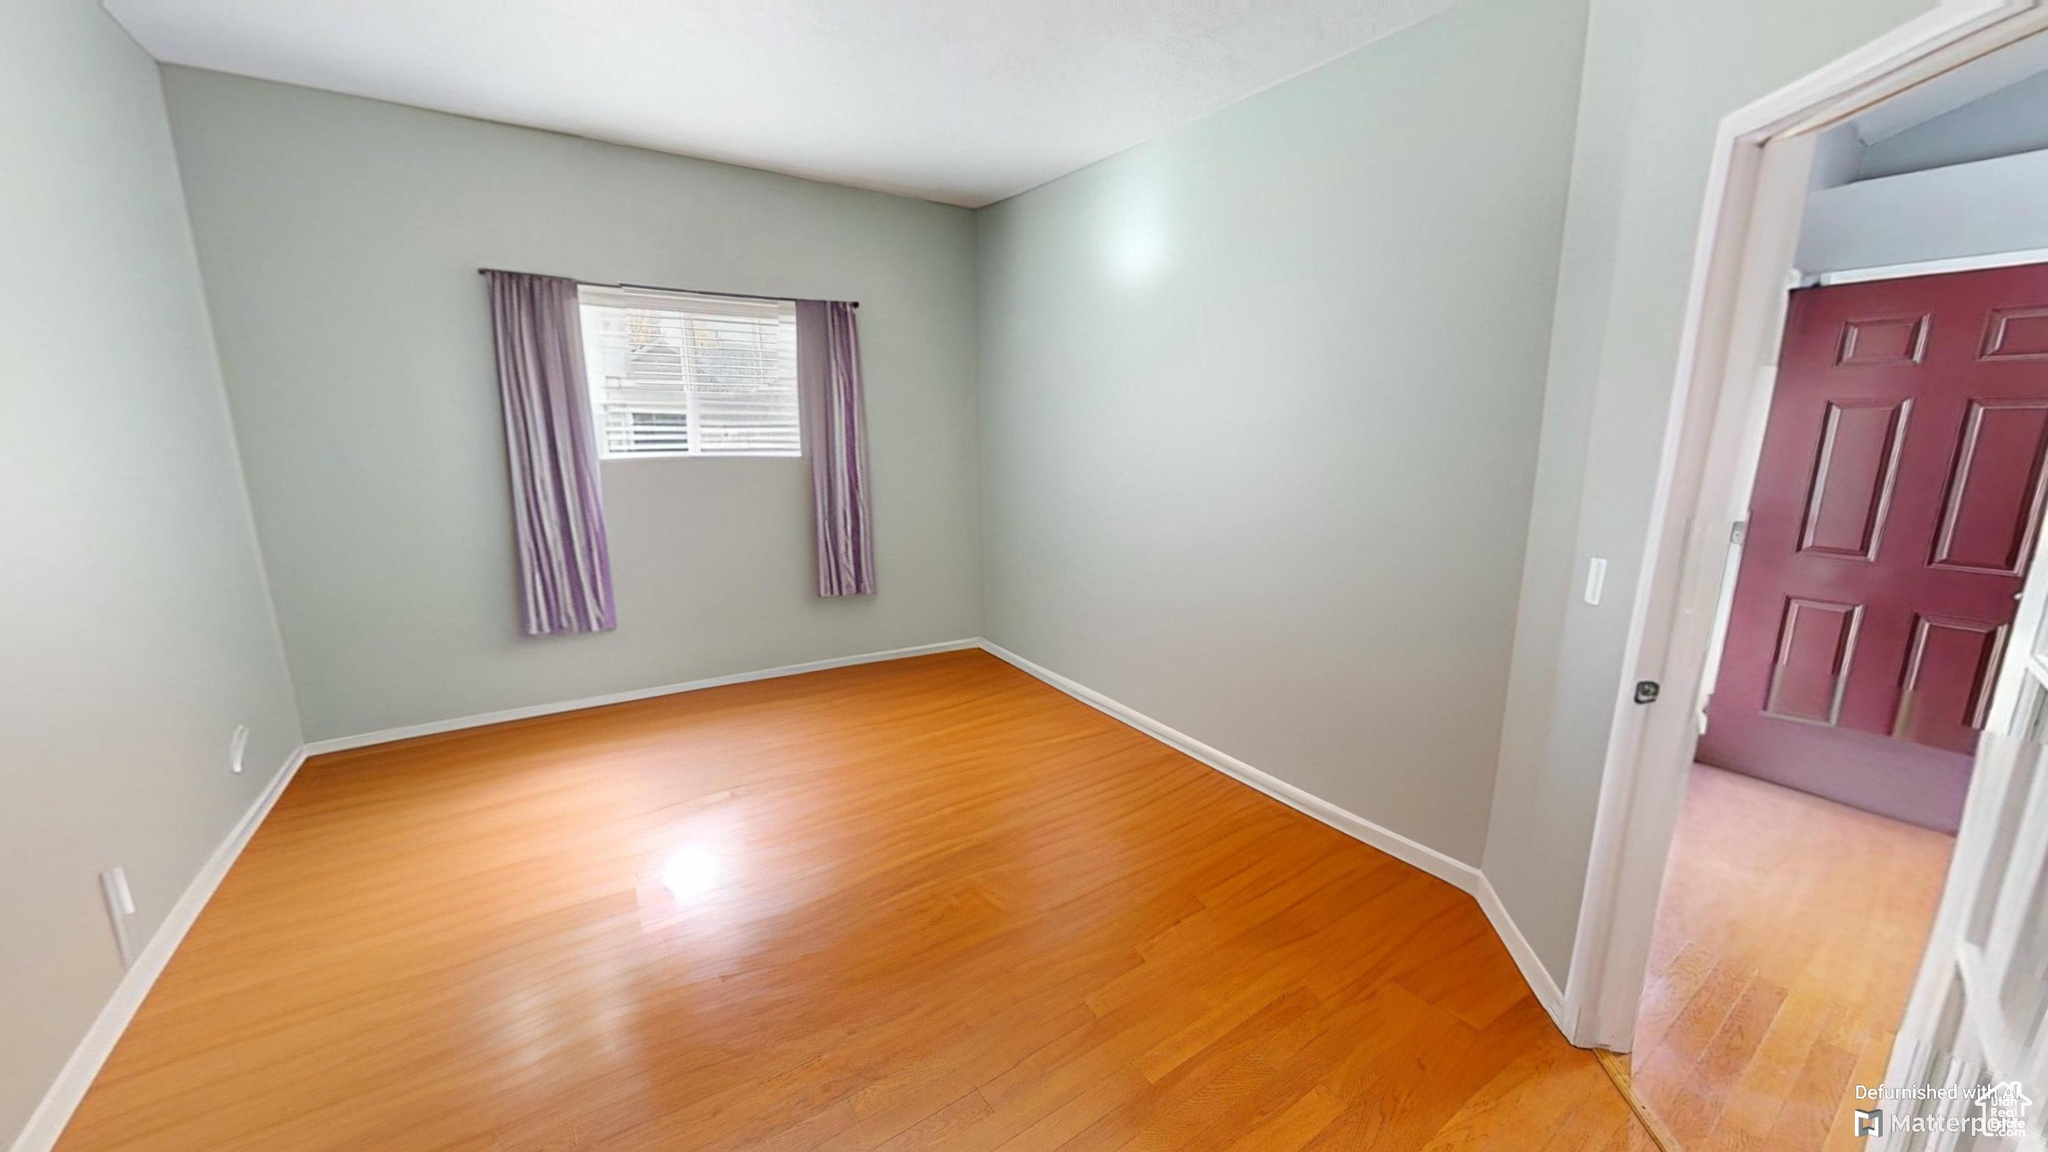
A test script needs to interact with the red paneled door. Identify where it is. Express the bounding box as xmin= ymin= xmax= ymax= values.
xmin=1699 ymin=264 xmax=2048 ymax=833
